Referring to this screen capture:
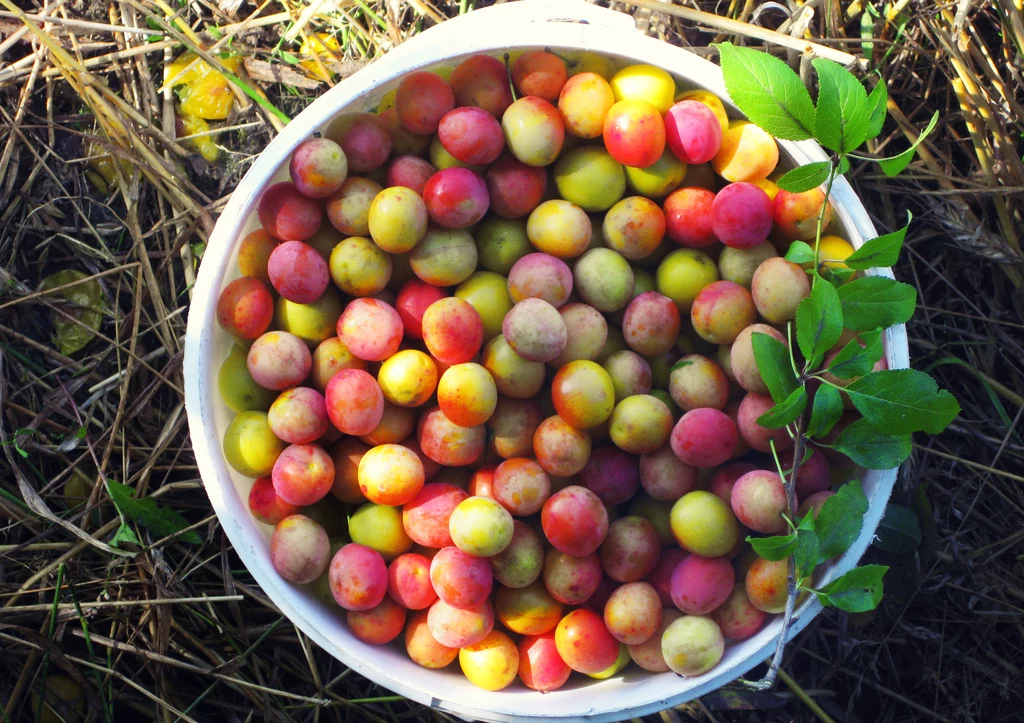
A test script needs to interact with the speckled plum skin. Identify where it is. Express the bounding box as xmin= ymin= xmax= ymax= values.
xmin=670 ymin=554 xmax=735 ymax=615
xmin=690 ymin=281 xmax=758 ymax=345
xmin=670 ymin=408 xmax=738 ymax=468
xmin=730 ymin=323 xmax=788 ymax=394
xmin=258 ymin=181 xmax=323 ymax=241
xmin=711 ymin=584 xmax=766 ymax=640
xmin=622 ymin=291 xmax=681 ymax=357
xmin=541 ymin=485 xmax=609 ymax=557
xmin=507 ymin=253 xmax=574 ymax=307
xmin=270 ymin=514 xmax=330 ymax=583
xmin=736 ymin=392 xmax=794 ymax=454
xmin=216 ymin=277 xmax=274 ymax=340
xmin=600 ymin=516 xmax=661 ymax=583
xmin=751 ymin=257 xmax=811 ymax=324
xmin=502 ymin=298 xmax=567 ymax=363
xmin=604 ymin=581 xmax=662 ymax=645
xmin=730 ymin=469 xmax=789 ymax=534
xmin=329 ymin=543 xmax=388 ymax=611
xmin=579 ymin=446 xmax=640 ymax=505
xmin=542 ymin=549 xmax=603 ymax=605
